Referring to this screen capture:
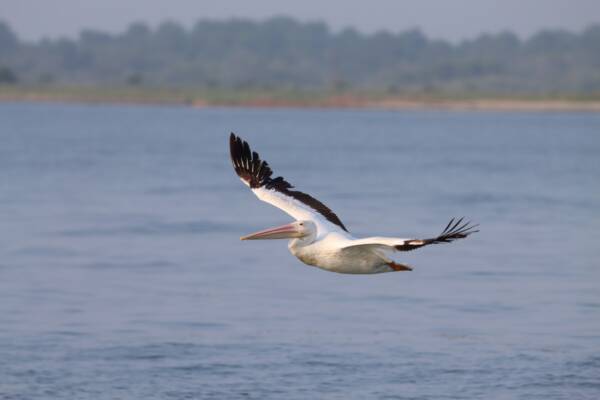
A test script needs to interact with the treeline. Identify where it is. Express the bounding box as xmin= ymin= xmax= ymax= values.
xmin=1 ymin=17 xmax=599 ymax=95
